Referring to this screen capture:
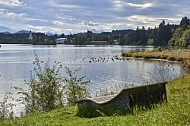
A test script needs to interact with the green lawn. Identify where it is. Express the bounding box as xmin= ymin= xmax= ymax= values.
xmin=0 ymin=75 xmax=190 ymax=126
